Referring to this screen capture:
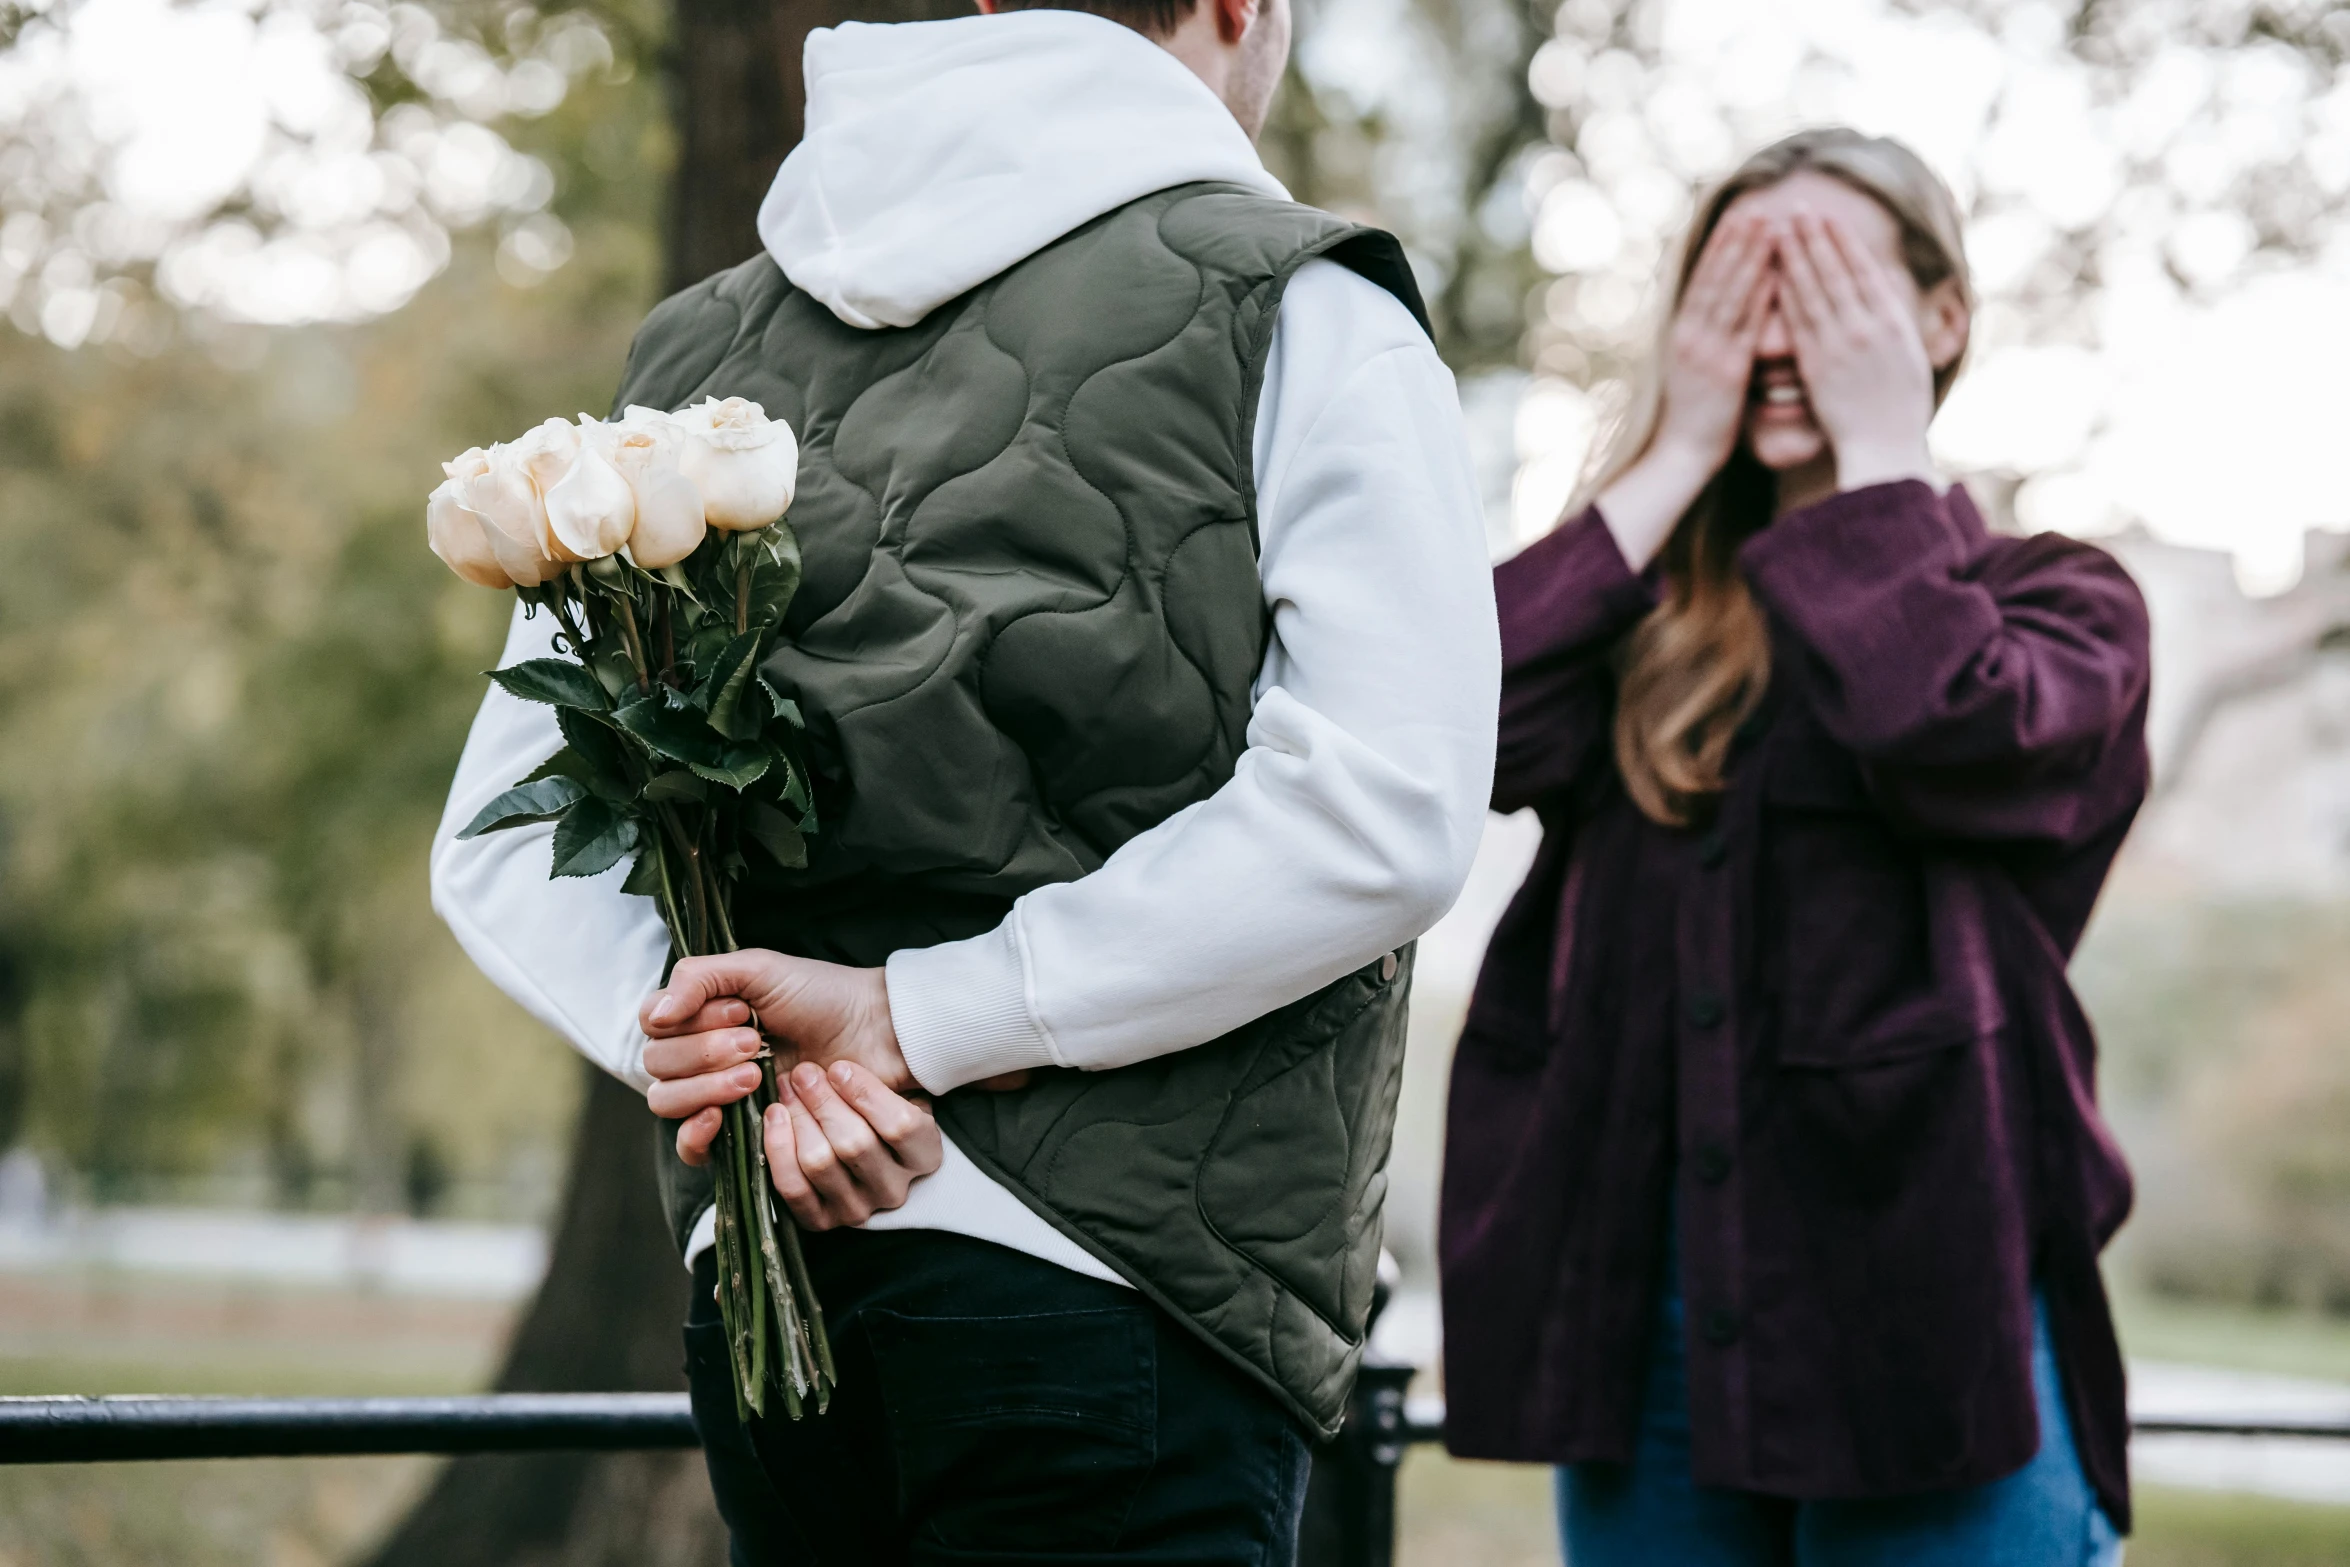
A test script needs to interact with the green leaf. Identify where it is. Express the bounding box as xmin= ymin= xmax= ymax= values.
xmin=520 ymin=747 xmax=582 ymax=786
xmin=613 ymin=694 xmax=722 ymax=767
xmin=586 ymin=645 xmax=639 ymax=703
xmin=740 ymin=524 xmax=804 ymax=630
xmin=688 ymin=742 xmax=772 ymax=790
xmin=456 ymin=777 xmax=587 ymax=839
xmin=701 ymin=632 xmax=766 ymax=740
xmin=550 ymin=796 xmax=639 ymax=878
xmin=776 ymin=753 xmax=812 ymax=815
xmin=489 ymin=658 xmax=609 ymax=711
xmin=743 ymin=799 xmax=808 ymax=869
xmin=641 ymin=770 xmax=709 ymax=804
xmin=556 ymin=709 xmax=637 ymax=800
xmin=621 ymin=849 xmax=664 ymax=898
